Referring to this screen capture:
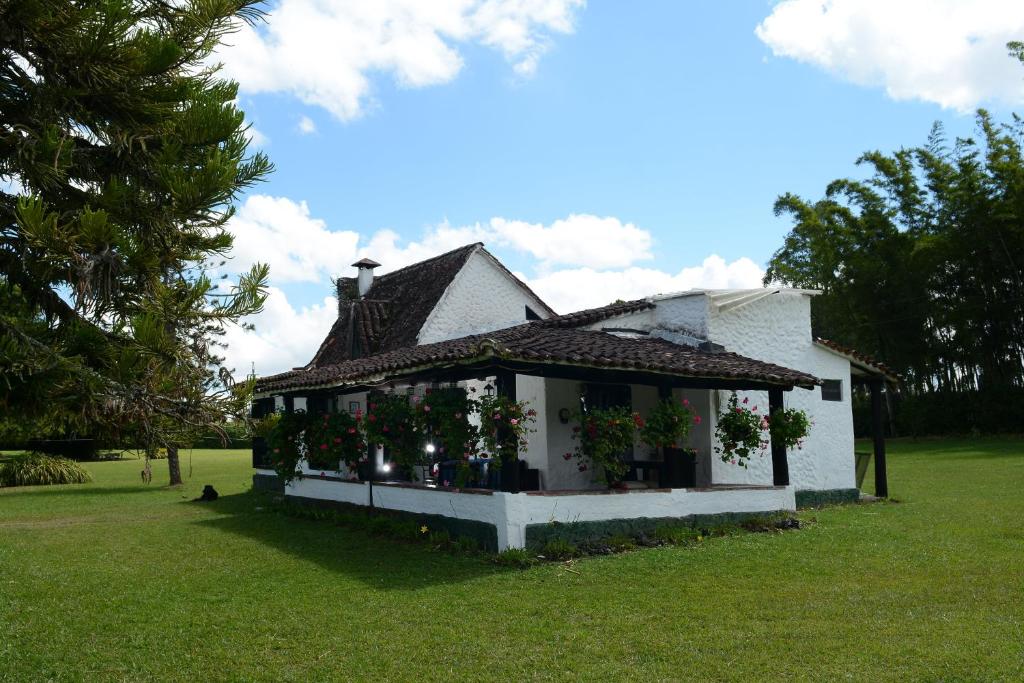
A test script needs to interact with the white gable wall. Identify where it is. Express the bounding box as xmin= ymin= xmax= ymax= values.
xmin=704 ymin=291 xmax=856 ymax=491
xmin=418 ymin=249 xmax=551 ymax=344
